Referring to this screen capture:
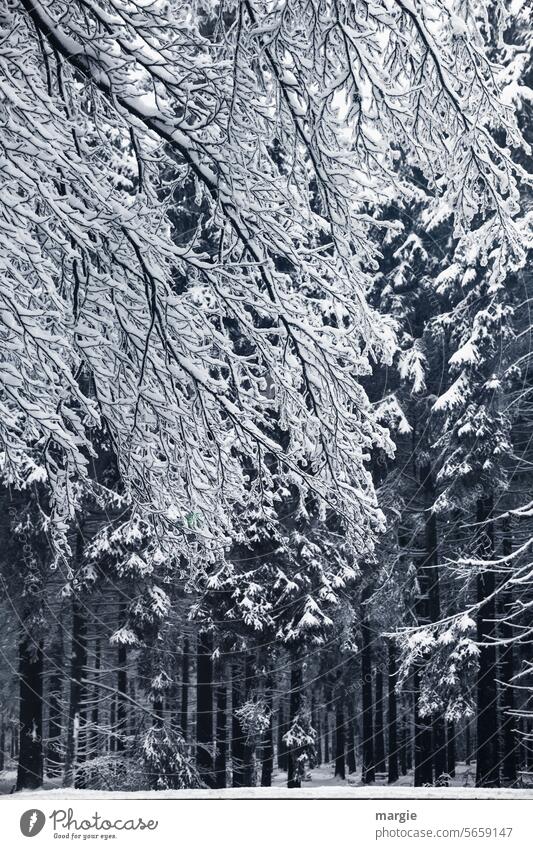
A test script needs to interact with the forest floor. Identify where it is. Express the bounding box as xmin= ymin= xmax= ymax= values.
xmin=1 ymin=762 xmax=533 ymax=798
